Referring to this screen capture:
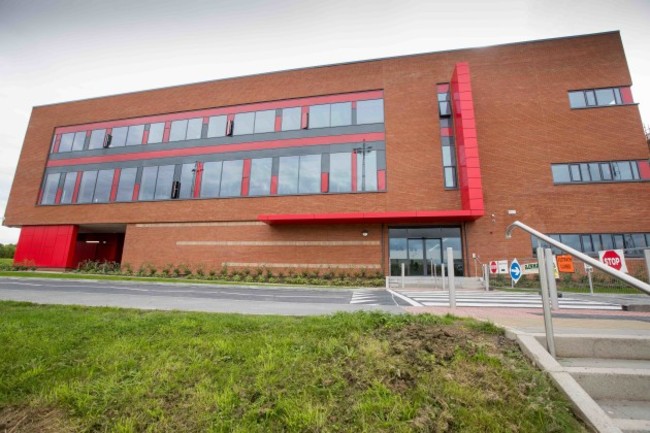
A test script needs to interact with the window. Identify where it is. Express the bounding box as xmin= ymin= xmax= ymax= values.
xmin=437 ymin=84 xmax=457 ymax=188
xmin=125 ymin=125 xmax=144 ymax=146
xmin=330 ymin=102 xmax=352 ymax=127
xmin=207 ymin=116 xmax=227 ymax=138
xmin=93 ymin=169 xmax=114 ymax=203
xmin=116 ymin=168 xmax=137 ymax=202
xmin=179 ymin=163 xmax=196 ymax=199
xmin=169 ymin=119 xmax=202 ymax=141
xmin=220 ymin=160 xmax=244 ymax=197
xmin=278 ymin=156 xmax=299 ymax=194
xmin=153 ymin=165 xmax=175 ymax=199
xmin=41 ymin=173 xmax=60 ymax=204
xmin=139 ymin=166 xmax=158 ymax=201
xmin=356 ymin=150 xmax=377 ymax=192
xmin=309 ymin=105 xmax=330 ymax=129
xmin=77 ymin=171 xmax=98 ymax=203
xmin=568 ymin=87 xmax=632 ymax=109
xmin=357 ymin=99 xmax=384 ymax=124
xmin=281 ymin=107 xmax=301 ymax=131
xmin=329 ymin=153 xmax=352 ymax=193
xmin=532 ymin=232 xmax=650 ymax=257
xmin=110 ymin=127 xmax=128 ymax=147
xmin=88 ymin=129 xmax=106 ymax=150
xmin=254 ymin=110 xmax=275 ymax=134
xmin=233 ymin=112 xmax=255 ymax=135
xmin=60 ymin=172 xmax=77 ymax=204
xmin=148 ymin=123 xmax=165 ymax=144
xmin=58 ymin=132 xmax=86 ymax=153
xmin=186 ymin=118 xmax=203 ymax=140
xmin=552 ymin=160 xmax=645 ymax=184
xmin=249 ymin=158 xmax=272 ymax=196
xmin=298 ymin=154 xmax=321 ymax=193
xmin=201 ymin=161 xmax=223 ymax=198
